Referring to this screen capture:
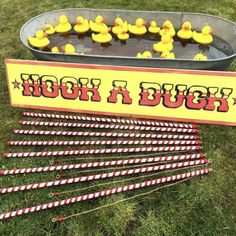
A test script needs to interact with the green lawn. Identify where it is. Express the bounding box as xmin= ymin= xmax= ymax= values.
xmin=1 ymin=0 xmax=236 ymax=235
